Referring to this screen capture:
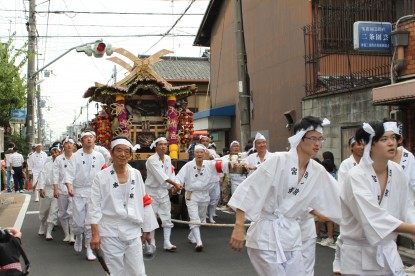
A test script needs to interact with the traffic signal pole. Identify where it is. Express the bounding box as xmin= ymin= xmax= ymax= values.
xmin=234 ymin=0 xmax=251 ymax=148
